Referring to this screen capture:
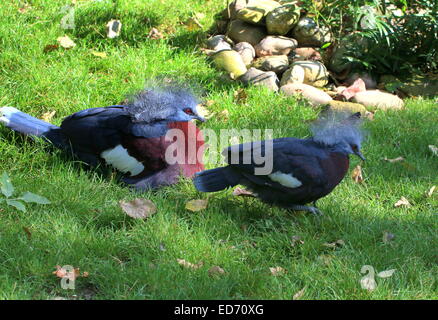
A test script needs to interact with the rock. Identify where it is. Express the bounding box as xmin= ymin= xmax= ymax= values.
xmin=280 ymin=83 xmax=332 ymax=106
xmin=212 ymin=49 xmax=248 ymax=79
xmin=252 ymin=55 xmax=289 ymax=74
xmin=352 ymin=90 xmax=404 ymax=110
xmin=327 ymin=100 xmax=368 ymax=114
xmin=266 ymin=3 xmax=301 ymax=35
xmin=222 ymin=0 xmax=249 ymax=20
xmin=339 ymin=78 xmax=366 ymax=100
xmin=254 ymin=36 xmax=297 ymax=57
xmin=292 ymin=17 xmax=331 ymax=47
xmin=226 ymin=20 xmax=267 ymax=46
xmin=240 ymin=67 xmax=279 ymax=91
xmin=280 ymin=61 xmax=328 ymax=87
xmin=234 ymin=42 xmax=256 ymax=66
xmin=345 ymin=72 xmax=377 ymax=89
xmin=235 ymin=0 xmax=281 ymax=25
xmin=292 ymin=47 xmax=322 ymax=61
xmin=206 ymin=35 xmax=234 ymax=52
